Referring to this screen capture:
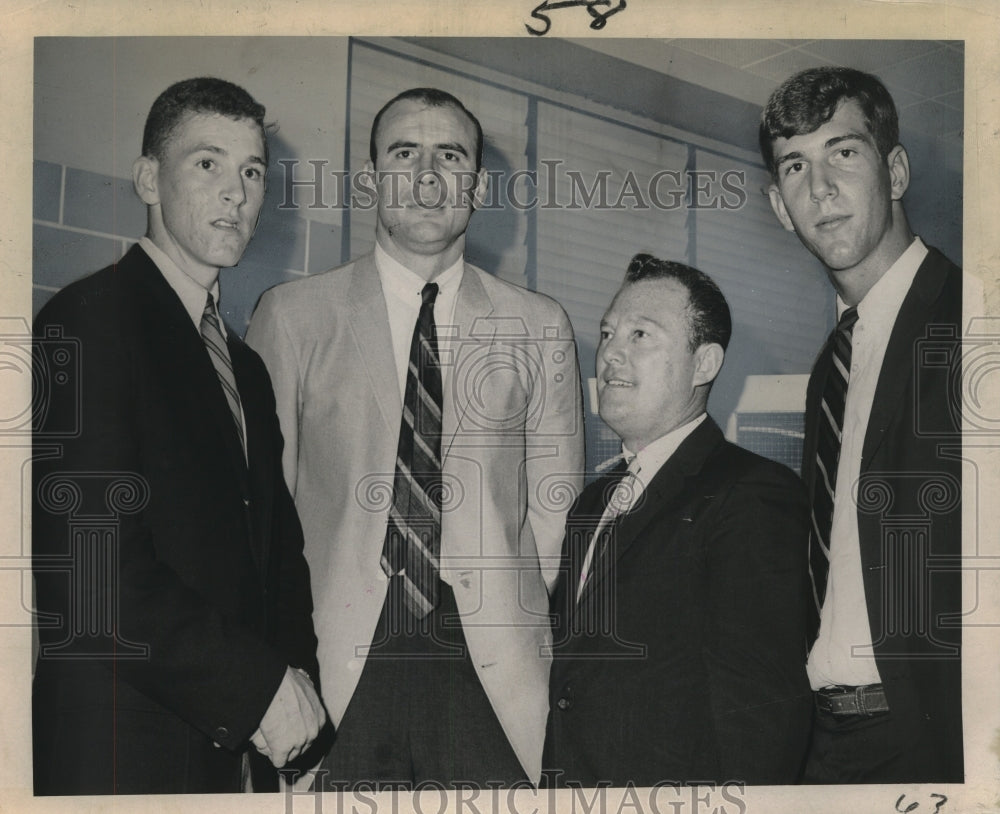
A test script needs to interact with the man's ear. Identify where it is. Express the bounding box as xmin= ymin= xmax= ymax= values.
xmin=471 ymin=166 xmax=490 ymax=210
xmin=132 ymin=156 xmax=160 ymax=206
xmin=767 ymin=184 xmax=796 ymax=233
xmin=886 ymin=144 xmax=910 ymax=202
xmin=692 ymin=343 xmax=725 ymax=388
